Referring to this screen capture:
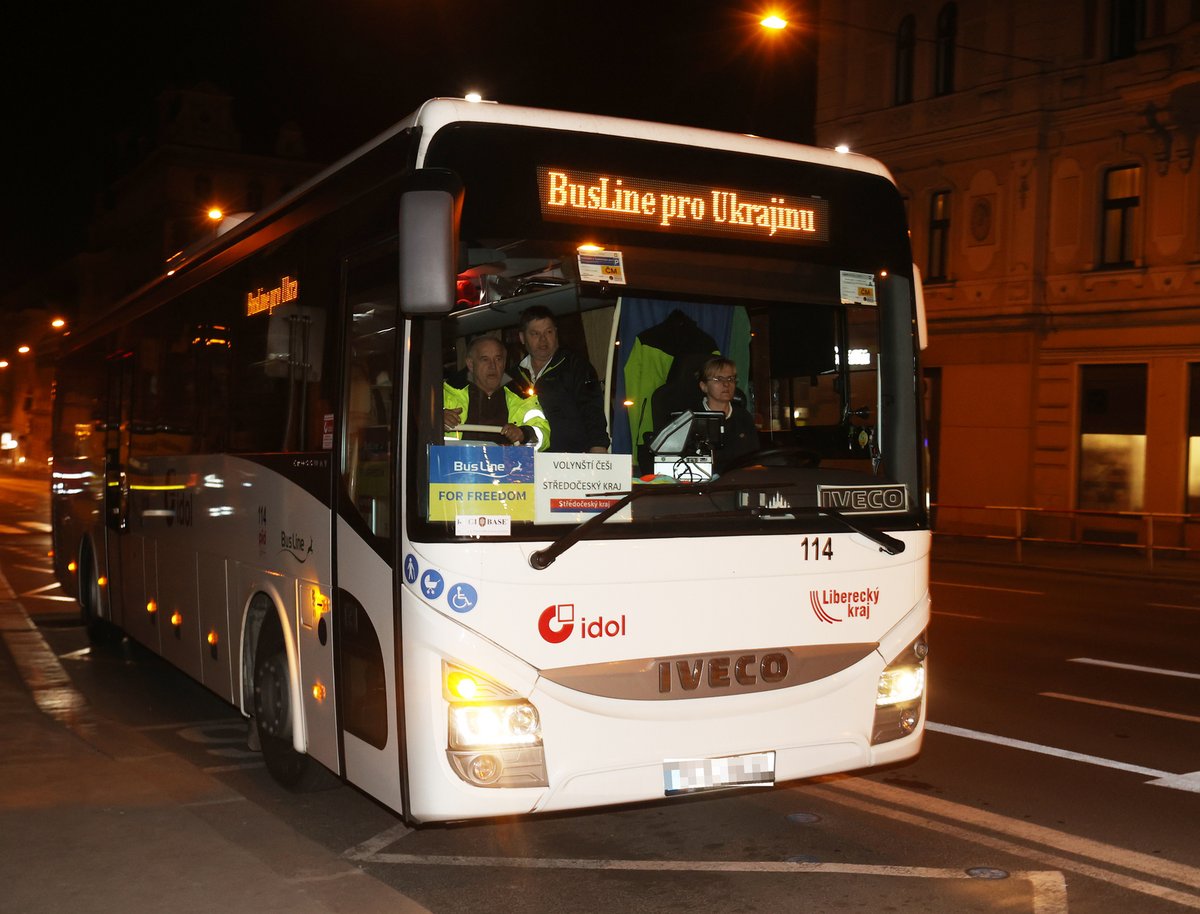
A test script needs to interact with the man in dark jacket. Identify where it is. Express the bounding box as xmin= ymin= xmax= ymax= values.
xmin=516 ymin=306 xmax=610 ymax=454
